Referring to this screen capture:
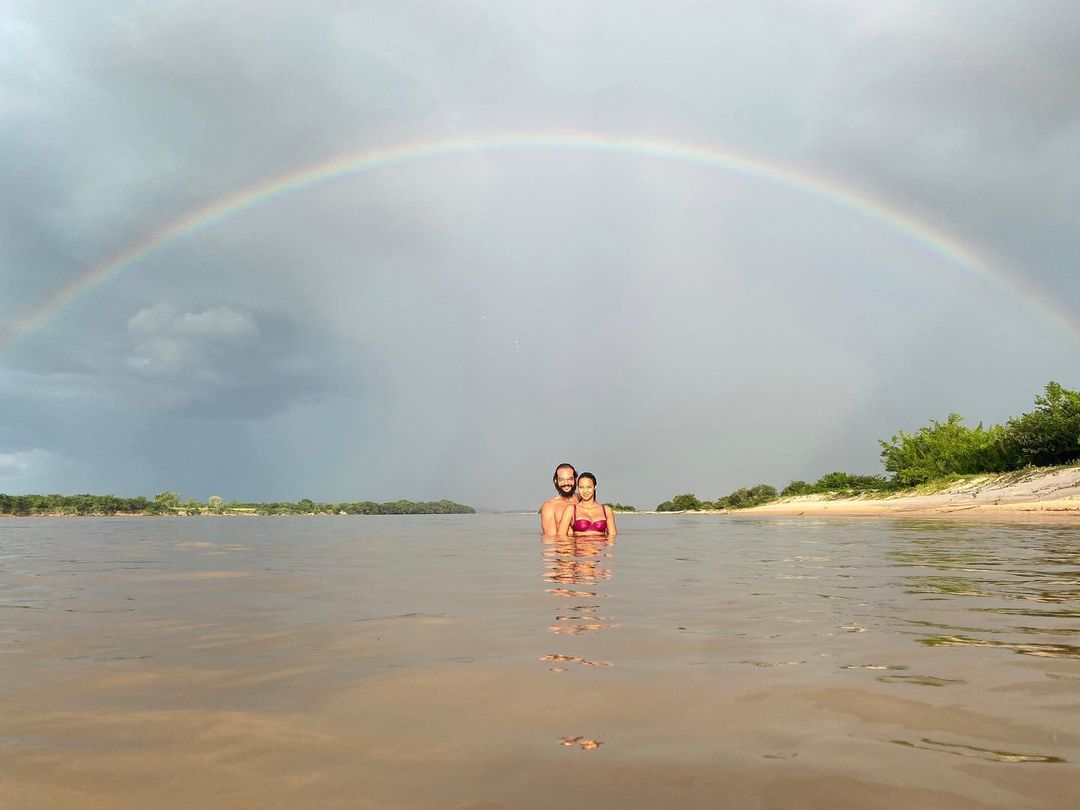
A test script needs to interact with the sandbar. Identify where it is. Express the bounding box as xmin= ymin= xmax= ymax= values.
xmin=656 ymin=467 xmax=1080 ymax=520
